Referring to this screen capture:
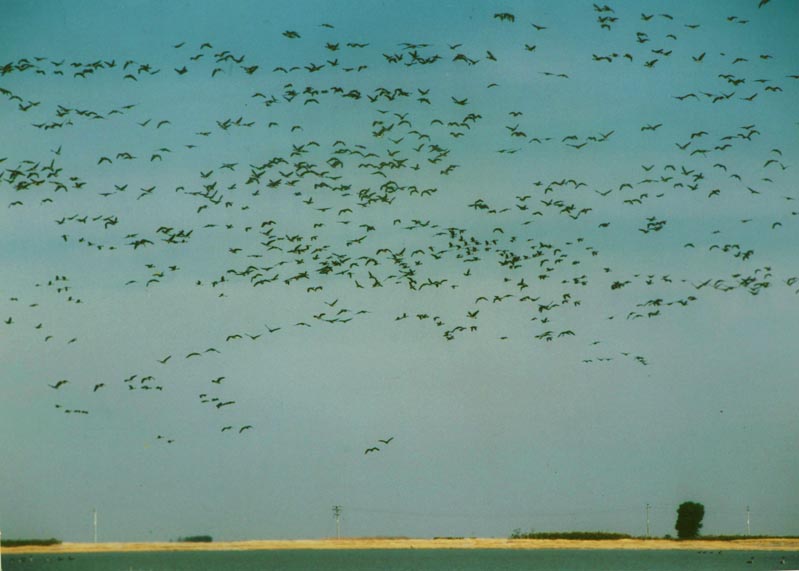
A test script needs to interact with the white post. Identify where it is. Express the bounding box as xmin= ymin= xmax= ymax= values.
xmin=93 ymin=508 xmax=98 ymax=543
xmin=746 ymin=506 xmax=751 ymax=536
xmin=332 ymin=506 xmax=342 ymax=539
